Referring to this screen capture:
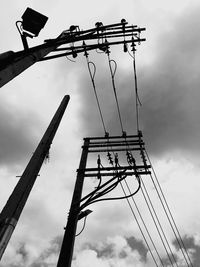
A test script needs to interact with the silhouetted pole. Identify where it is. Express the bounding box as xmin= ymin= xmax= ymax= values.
xmin=0 ymin=95 xmax=70 ymax=260
xmin=57 ymin=138 xmax=89 ymax=267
